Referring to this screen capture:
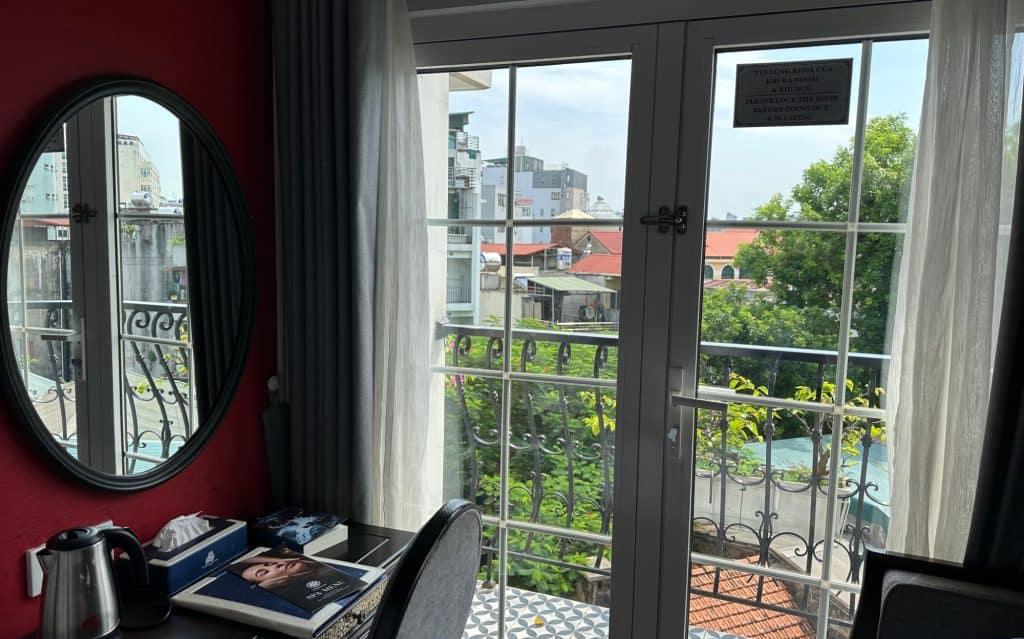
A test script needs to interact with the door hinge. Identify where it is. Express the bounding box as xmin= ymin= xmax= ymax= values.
xmin=640 ymin=205 xmax=687 ymax=234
